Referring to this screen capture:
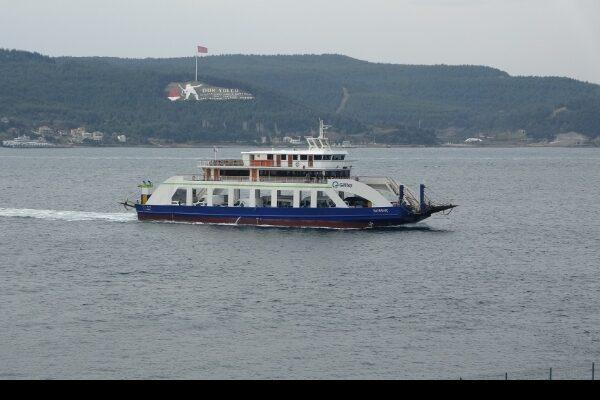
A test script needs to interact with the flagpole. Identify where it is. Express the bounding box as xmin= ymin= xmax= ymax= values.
xmin=195 ymin=51 xmax=198 ymax=82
